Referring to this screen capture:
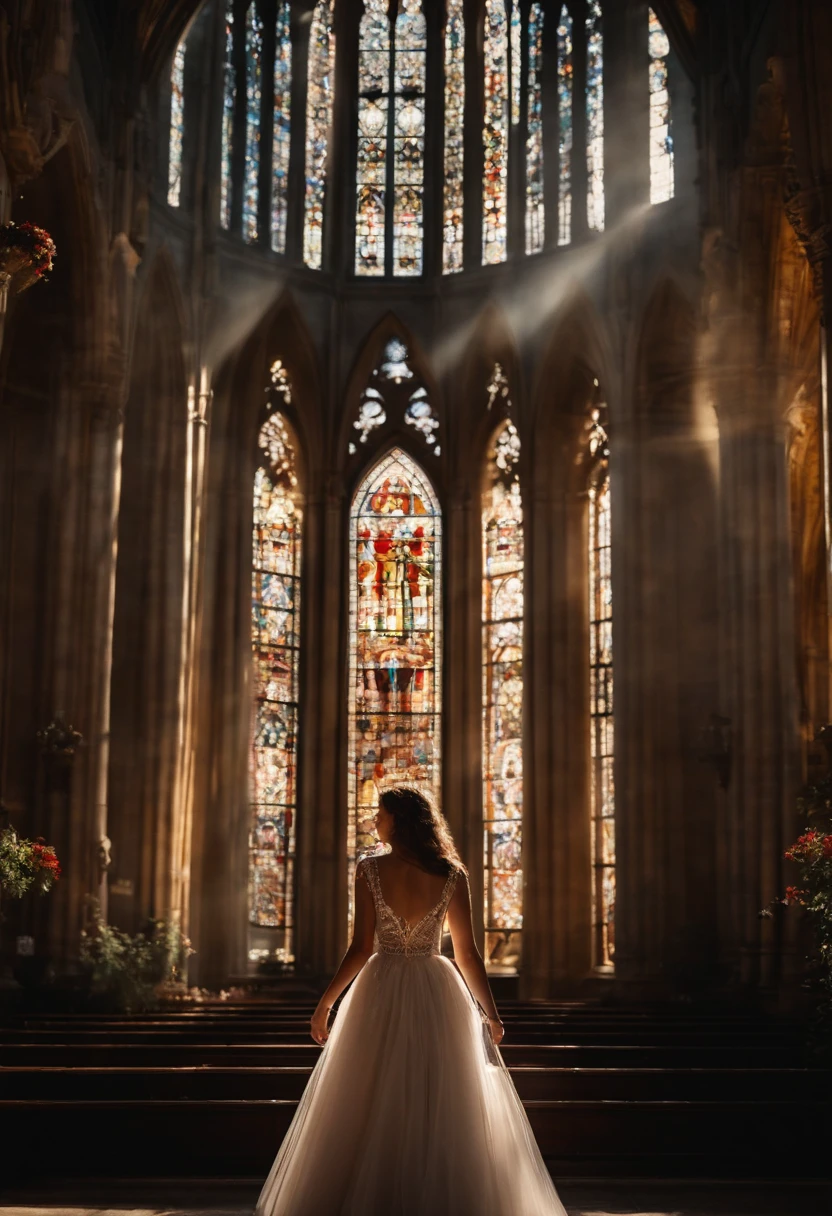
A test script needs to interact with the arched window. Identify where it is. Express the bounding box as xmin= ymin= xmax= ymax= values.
xmin=348 ymin=450 xmax=442 ymax=903
xmin=482 ymin=0 xmax=510 ymax=264
xmin=442 ymin=0 xmax=465 ymax=274
xmin=218 ymin=1 xmax=293 ymax=251
xmin=648 ymin=8 xmax=674 ymax=204
xmin=556 ymin=5 xmax=573 ymax=245
xmin=355 ymin=0 xmax=427 ymax=277
xmin=167 ymin=36 xmax=187 ymax=206
xmin=482 ymin=366 xmax=524 ymax=973
xmin=585 ymin=0 xmax=604 ymax=232
xmin=249 ymin=362 xmax=302 ymax=964
xmin=525 ymin=2 xmax=544 ymax=254
xmin=587 ymin=396 xmax=614 ymax=967
xmin=304 ymin=0 xmax=336 ymax=267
